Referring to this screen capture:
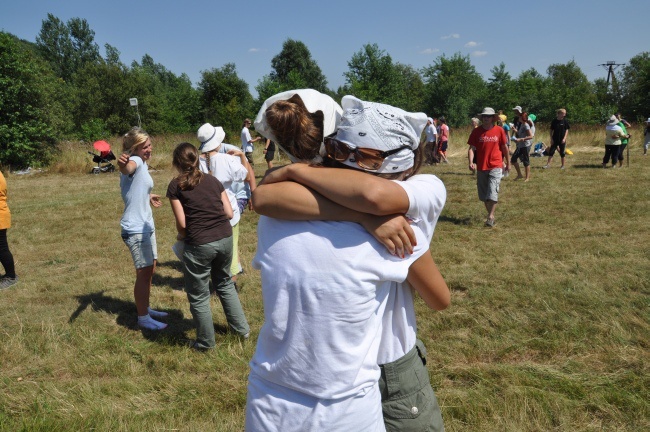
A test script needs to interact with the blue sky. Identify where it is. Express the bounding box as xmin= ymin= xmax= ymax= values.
xmin=2 ymin=0 xmax=649 ymax=98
